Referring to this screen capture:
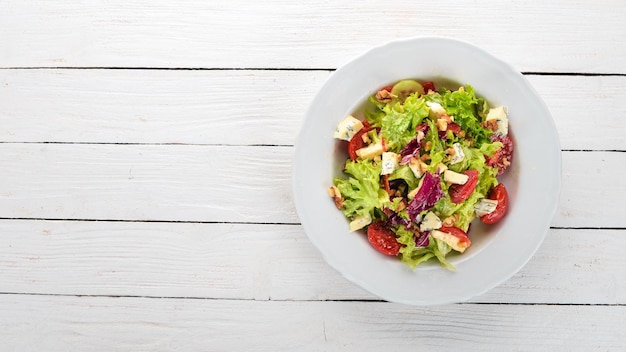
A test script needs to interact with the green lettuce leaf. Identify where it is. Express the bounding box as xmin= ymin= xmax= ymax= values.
xmin=388 ymin=165 xmax=420 ymax=190
xmin=395 ymin=227 xmax=456 ymax=271
xmin=440 ymin=85 xmax=493 ymax=146
xmin=334 ymin=160 xmax=390 ymax=220
xmin=381 ymin=95 xmax=429 ymax=152
xmin=364 ymin=96 xmax=386 ymax=127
